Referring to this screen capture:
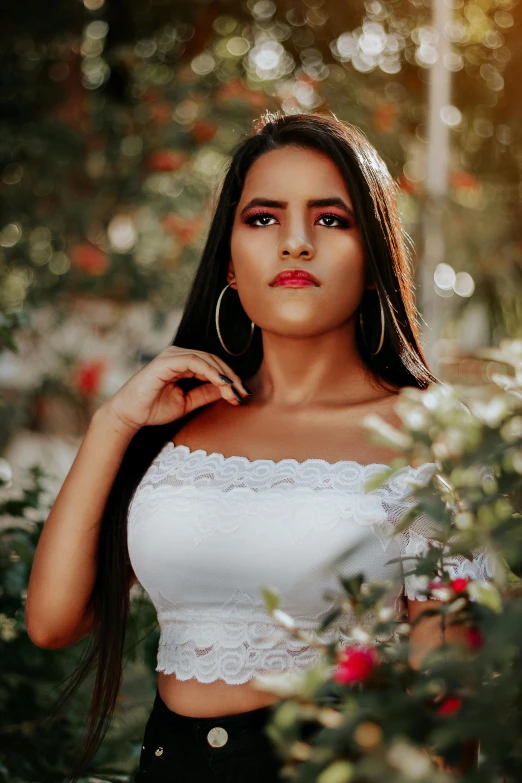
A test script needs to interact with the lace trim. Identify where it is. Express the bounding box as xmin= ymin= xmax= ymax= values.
xmin=133 ymin=440 xmax=439 ymax=495
xmin=153 ymin=588 xmax=397 ymax=684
